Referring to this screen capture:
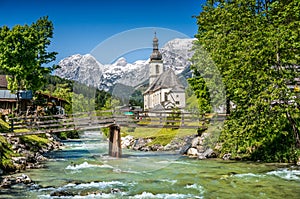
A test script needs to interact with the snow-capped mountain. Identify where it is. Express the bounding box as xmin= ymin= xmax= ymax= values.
xmin=54 ymin=38 xmax=195 ymax=91
xmin=101 ymin=58 xmax=149 ymax=90
xmin=161 ymin=38 xmax=195 ymax=74
xmin=56 ymin=54 xmax=103 ymax=88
